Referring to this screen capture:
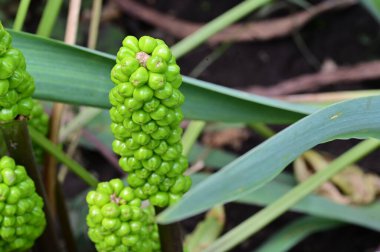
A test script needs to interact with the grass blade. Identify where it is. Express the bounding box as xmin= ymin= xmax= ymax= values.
xmin=9 ymin=30 xmax=315 ymax=123
xmin=255 ymin=216 xmax=342 ymax=252
xmin=157 ymin=96 xmax=380 ymax=223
